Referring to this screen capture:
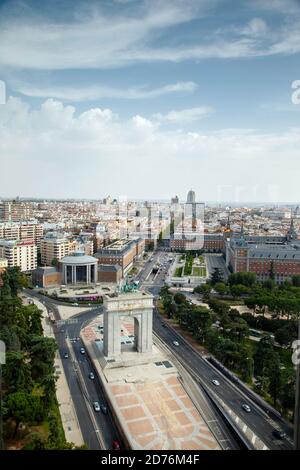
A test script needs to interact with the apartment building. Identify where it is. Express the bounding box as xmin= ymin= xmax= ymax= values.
xmin=40 ymin=233 xmax=70 ymax=266
xmin=69 ymin=237 xmax=94 ymax=256
xmin=95 ymin=238 xmax=145 ymax=277
xmin=0 ymin=200 xmax=32 ymax=221
xmin=0 ymin=240 xmax=37 ymax=272
xmin=0 ymin=220 xmax=44 ymax=248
